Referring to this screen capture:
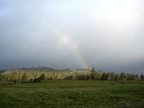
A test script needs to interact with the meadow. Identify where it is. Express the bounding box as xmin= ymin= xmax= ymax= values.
xmin=0 ymin=80 xmax=144 ymax=108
